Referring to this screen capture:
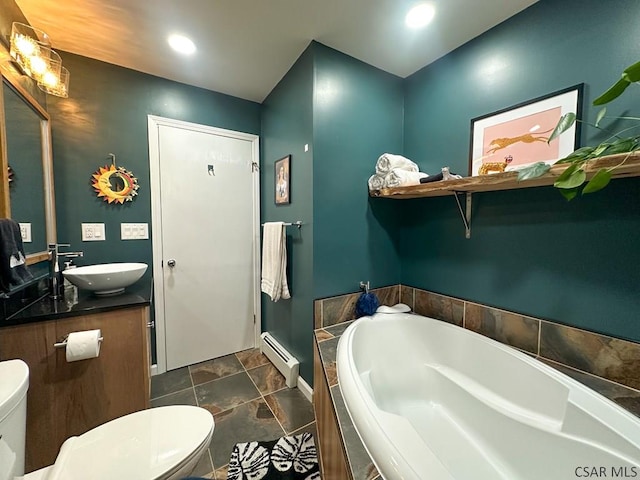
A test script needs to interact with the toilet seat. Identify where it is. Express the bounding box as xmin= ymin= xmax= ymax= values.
xmin=26 ymin=405 xmax=214 ymax=480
